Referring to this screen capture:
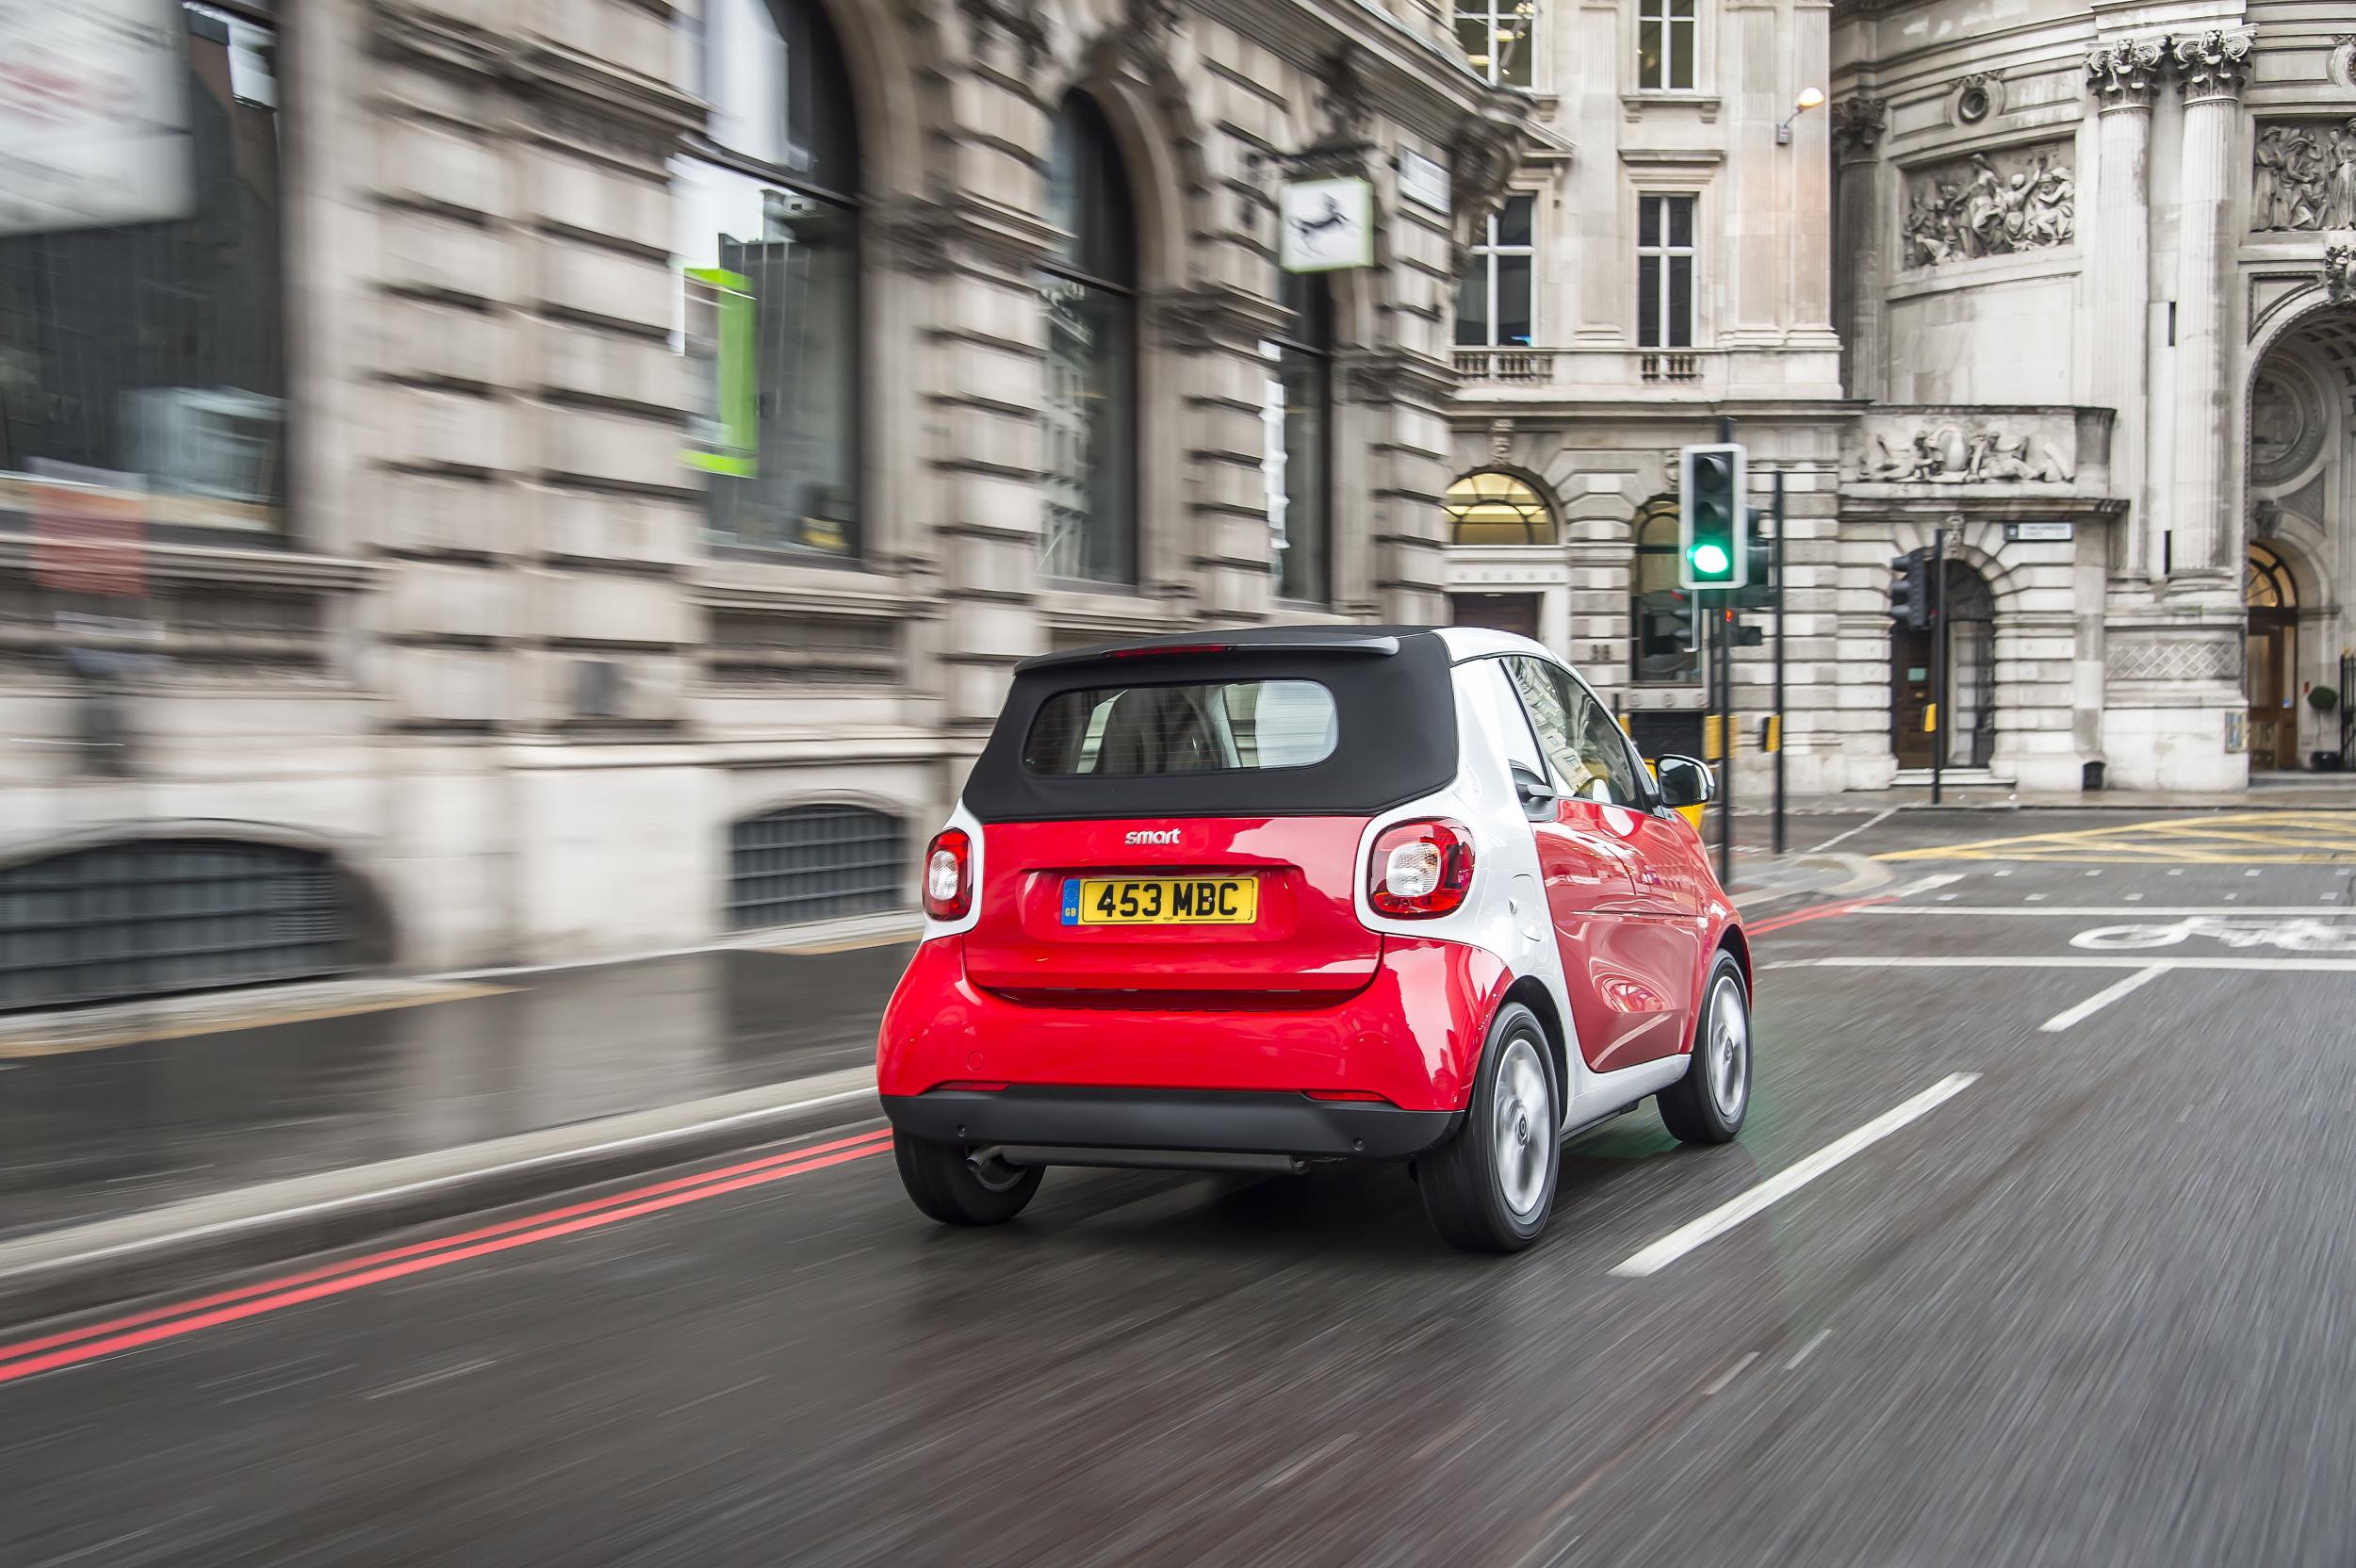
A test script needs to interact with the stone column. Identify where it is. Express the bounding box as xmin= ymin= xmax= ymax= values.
xmin=2167 ymin=27 xmax=2254 ymax=578
xmin=2084 ymin=39 xmax=2163 ymax=579
xmin=1829 ymin=96 xmax=1887 ymax=400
